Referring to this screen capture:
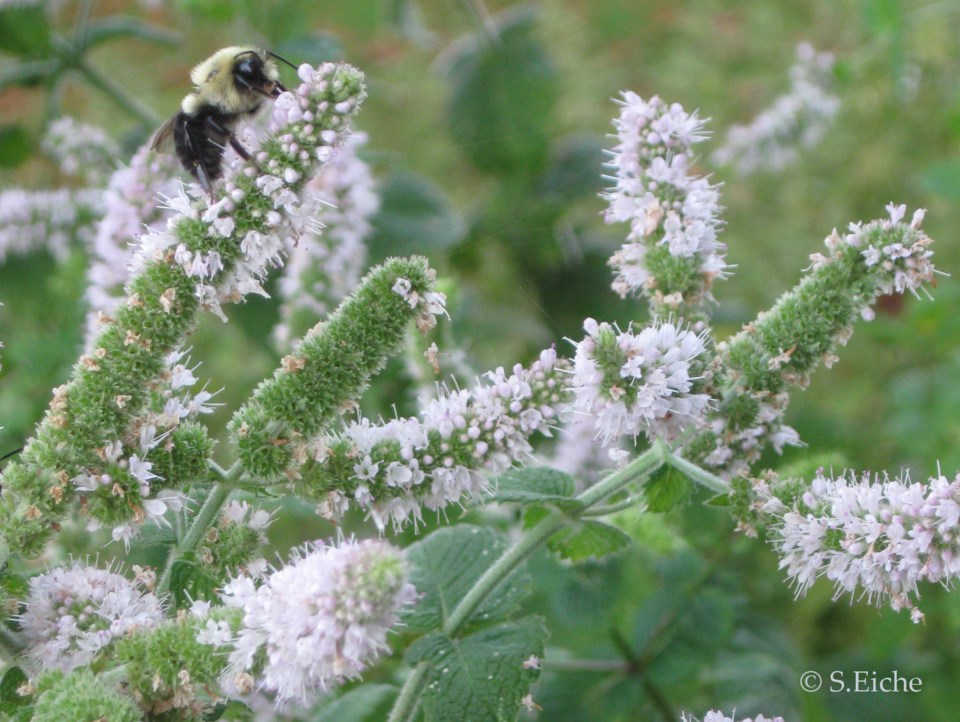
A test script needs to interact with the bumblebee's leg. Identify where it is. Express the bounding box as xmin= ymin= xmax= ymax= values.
xmin=185 ymin=128 xmax=215 ymax=194
xmin=205 ymin=115 xmax=253 ymax=163
xmin=174 ymin=113 xmax=214 ymax=195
